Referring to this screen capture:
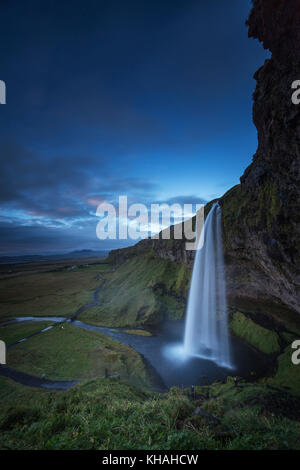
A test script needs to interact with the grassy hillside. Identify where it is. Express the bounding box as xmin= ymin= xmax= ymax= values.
xmin=78 ymin=252 xmax=190 ymax=327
